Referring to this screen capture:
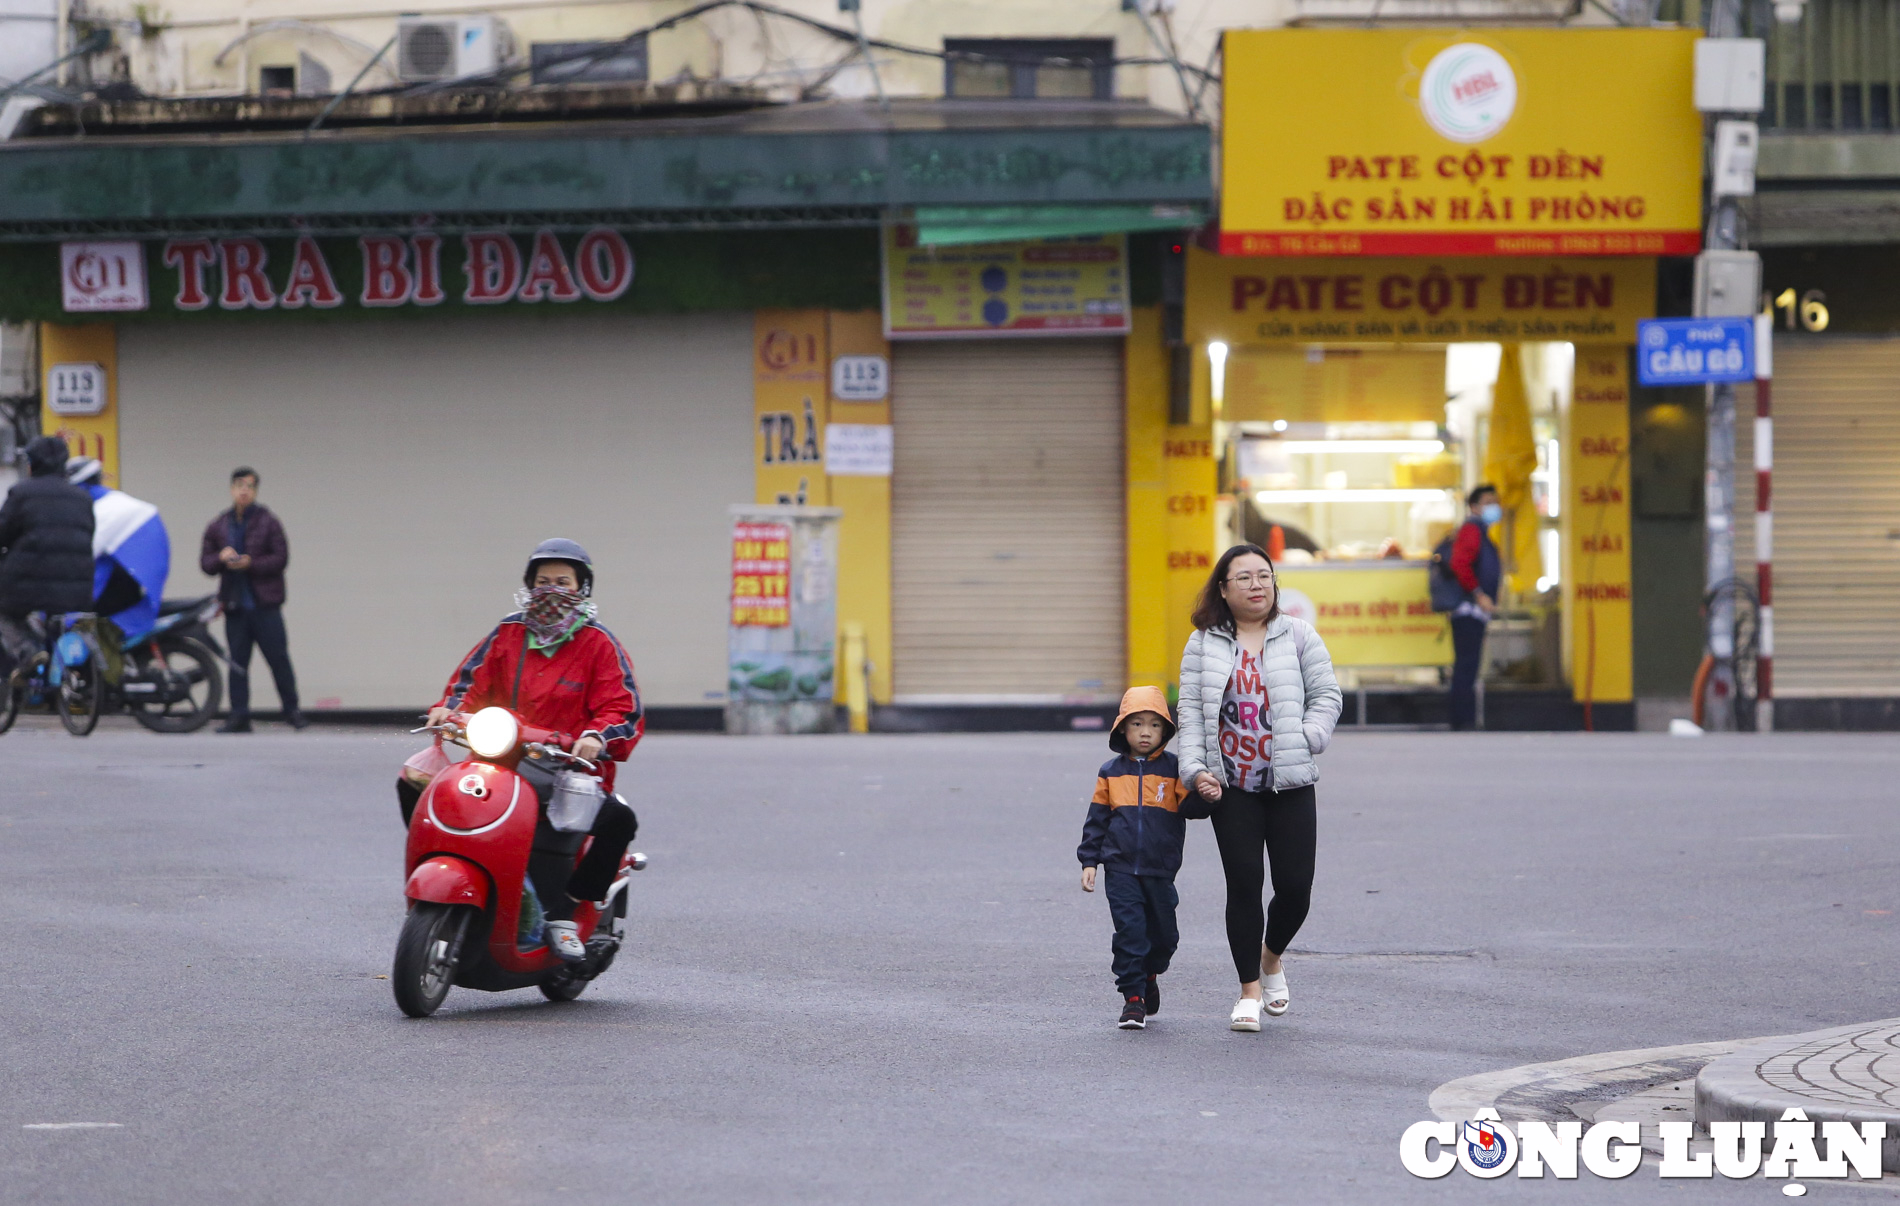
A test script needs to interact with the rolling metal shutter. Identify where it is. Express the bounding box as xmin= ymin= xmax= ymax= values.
xmin=115 ymin=312 xmax=753 ymax=708
xmin=890 ymin=339 xmax=1125 ymax=702
xmin=1734 ymin=338 xmax=1900 ymax=695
